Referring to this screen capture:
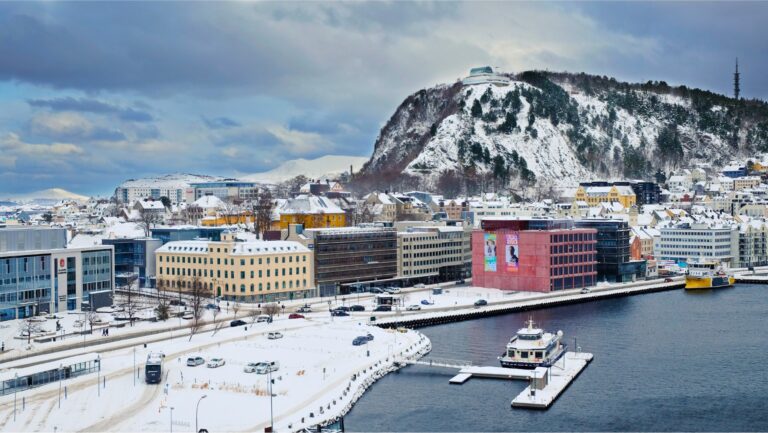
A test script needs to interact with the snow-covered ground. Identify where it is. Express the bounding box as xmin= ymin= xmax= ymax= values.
xmin=0 ymin=316 xmax=429 ymax=432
